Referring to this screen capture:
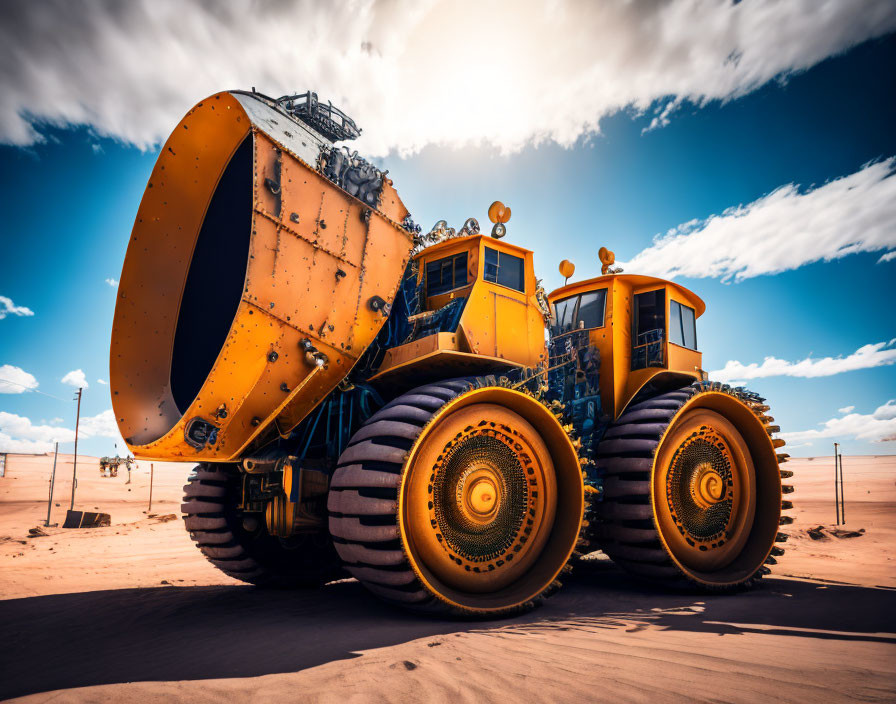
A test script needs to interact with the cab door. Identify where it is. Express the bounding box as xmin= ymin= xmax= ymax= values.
xmin=484 ymin=246 xmax=529 ymax=359
xmin=631 ymin=289 xmax=666 ymax=370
